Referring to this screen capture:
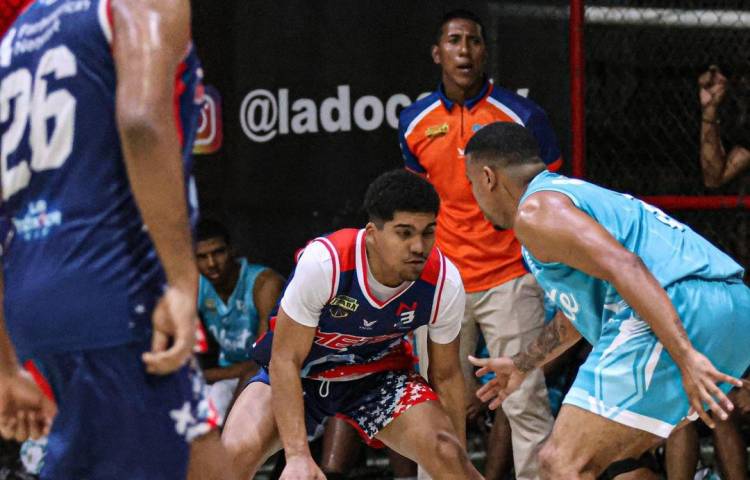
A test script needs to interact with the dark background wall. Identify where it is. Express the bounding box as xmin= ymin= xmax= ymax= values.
xmin=190 ymin=0 xmax=571 ymax=275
